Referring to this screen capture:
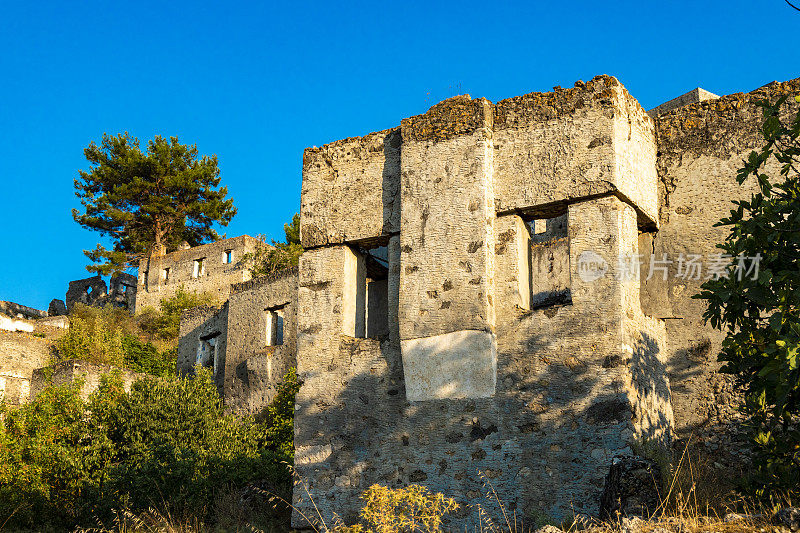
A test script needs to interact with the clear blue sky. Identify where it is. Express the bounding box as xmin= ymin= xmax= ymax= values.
xmin=0 ymin=0 xmax=797 ymax=310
